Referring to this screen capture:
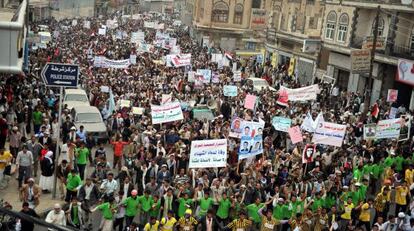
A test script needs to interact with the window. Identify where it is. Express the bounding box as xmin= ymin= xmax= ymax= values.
xmin=234 ymin=4 xmax=243 ymax=24
xmin=337 ymin=13 xmax=349 ymax=42
xmin=325 ymin=11 xmax=337 ymax=40
xmin=252 ymin=0 xmax=261 ymax=9
xmin=199 ymin=0 xmax=204 ymax=18
xmin=308 ymin=17 xmax=317 ymax=29
xmin=245 ymin=42 xmax=256 ymax=50
xmin=372 ymin=17 xmax=385 ymax=37
xmin=212 ymin=1 xmax=229 ymax=23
